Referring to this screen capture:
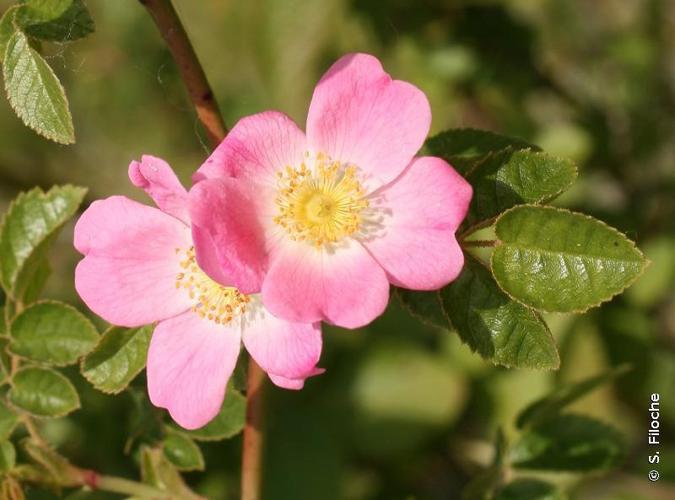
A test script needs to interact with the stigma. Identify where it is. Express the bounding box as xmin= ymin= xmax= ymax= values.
xmin=175 ymin=247 xmax=250 ymax=324
xmin=273 ymin=152 xmax=369 ymax=247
